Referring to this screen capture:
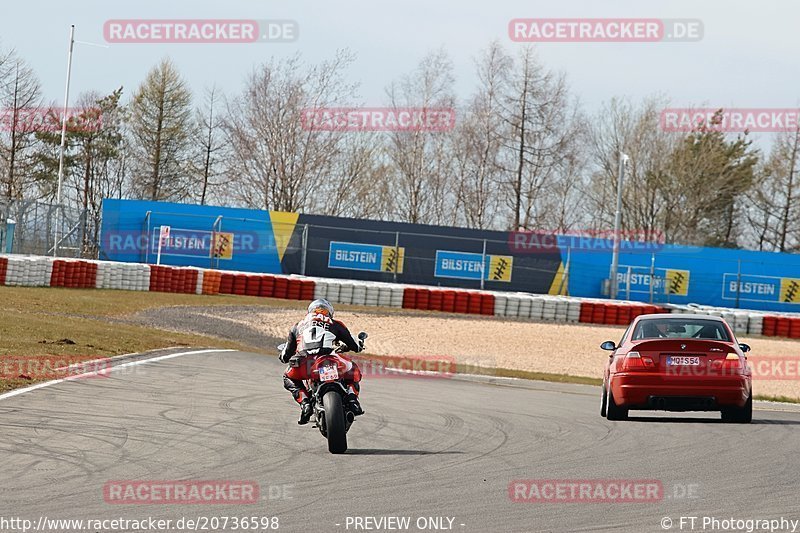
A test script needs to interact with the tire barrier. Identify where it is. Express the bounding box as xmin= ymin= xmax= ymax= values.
xmin=3 ymin=254 xmax=800 ymax=340
xmin=50 ymin=260 xmax=98 ymax=289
